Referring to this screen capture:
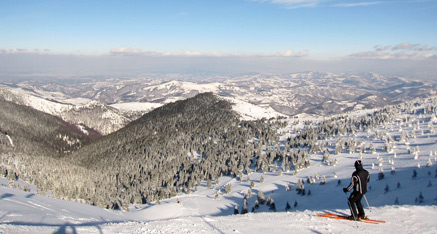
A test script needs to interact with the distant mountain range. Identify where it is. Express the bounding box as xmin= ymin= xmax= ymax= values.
xmin=1 ymin=72 xmax=435 ymax=135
